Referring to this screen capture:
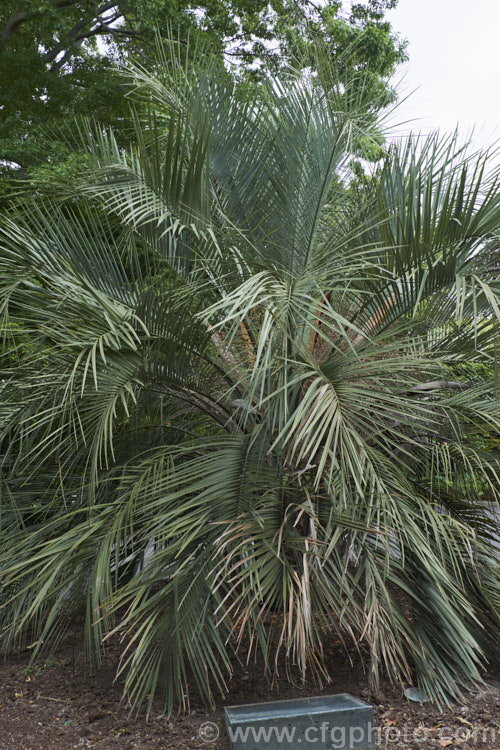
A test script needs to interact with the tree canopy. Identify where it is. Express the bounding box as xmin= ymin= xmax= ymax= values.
xmin=1 ymin=42 xmax=499 ymax=714
xmin=0 ymin=0 xmax=406 ymax=199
